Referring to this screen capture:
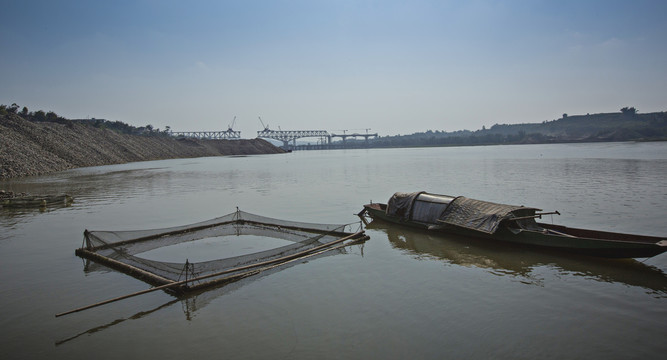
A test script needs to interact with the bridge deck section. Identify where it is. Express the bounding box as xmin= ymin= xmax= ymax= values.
xmin=170 ymin=131 xmax=241 ymax=139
